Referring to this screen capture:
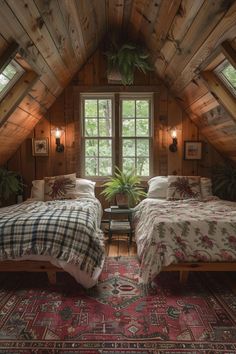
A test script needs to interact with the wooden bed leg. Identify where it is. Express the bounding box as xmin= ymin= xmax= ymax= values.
xmin=47 ymin=271 xmax=56 ymax=285
xmin=179 ymin=271 xmax=189 ymax=284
